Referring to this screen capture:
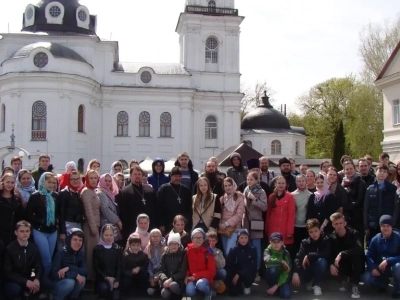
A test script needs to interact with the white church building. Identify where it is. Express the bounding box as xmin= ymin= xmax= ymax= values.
xmin=0 ymin=0 xmax=245 ymax=173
